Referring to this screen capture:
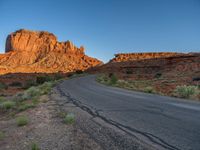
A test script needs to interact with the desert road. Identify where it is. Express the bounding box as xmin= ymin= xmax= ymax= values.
xmin=58 ymin=75 xmax=200 ymax=150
